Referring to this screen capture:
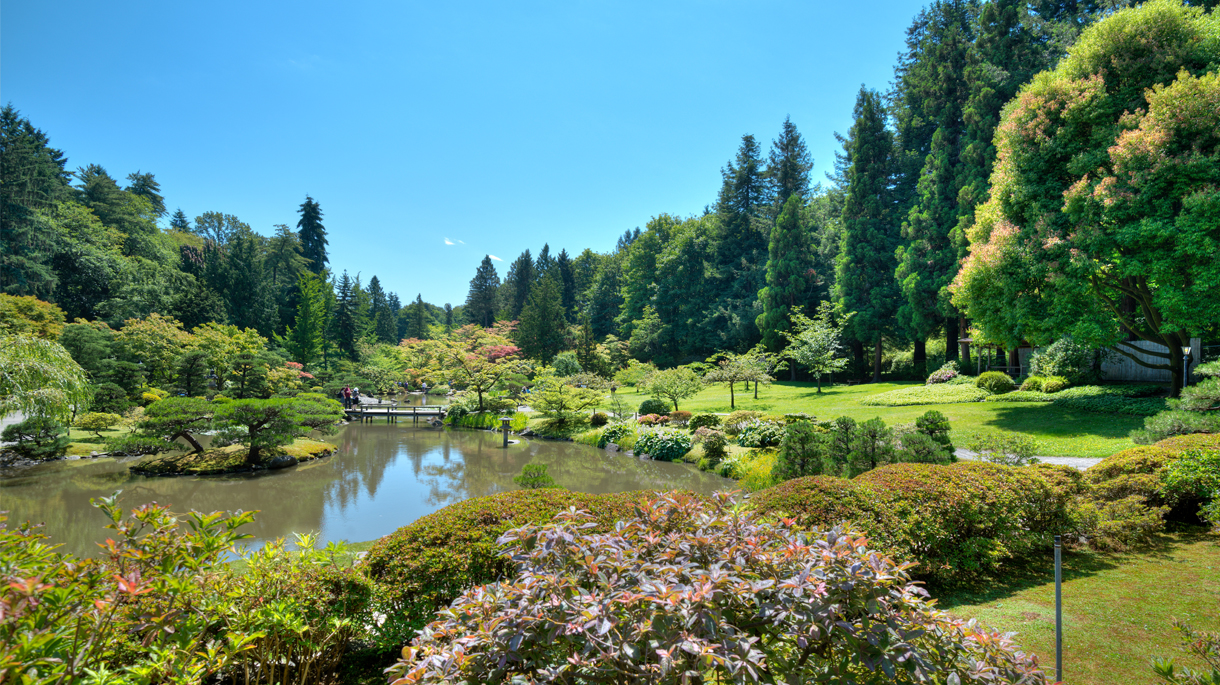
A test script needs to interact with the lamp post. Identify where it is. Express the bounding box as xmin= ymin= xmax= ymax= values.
xmin=1183 ymin=345 xmax=1193 ymax=388
xmin=501 ymin=416 xmax=511 ymax=448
